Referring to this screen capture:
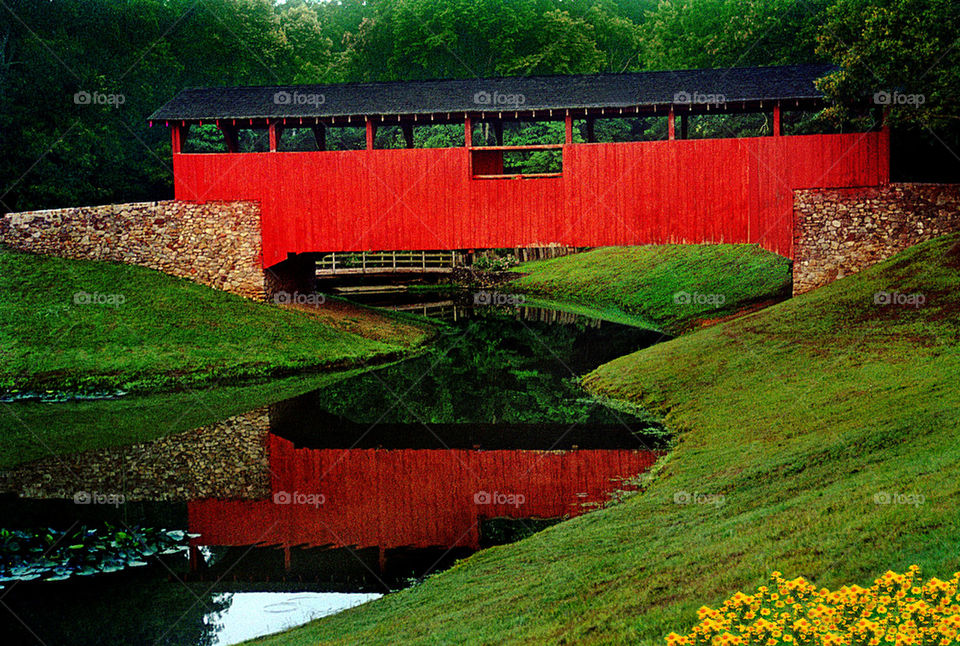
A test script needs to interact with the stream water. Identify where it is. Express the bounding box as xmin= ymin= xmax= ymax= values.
xmin=0 ymin=294 xmax=668 ymax=645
